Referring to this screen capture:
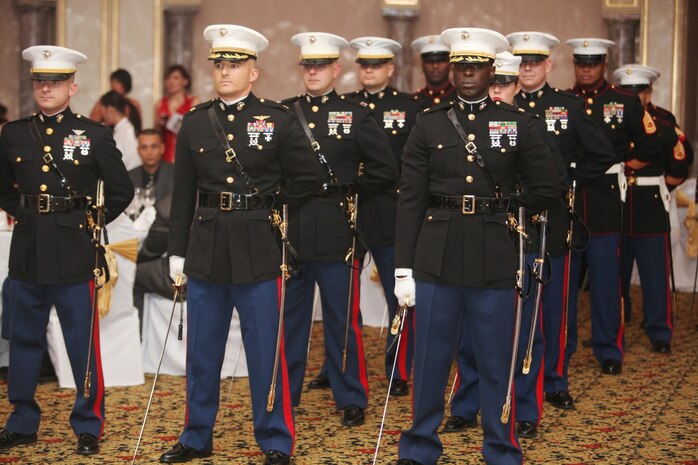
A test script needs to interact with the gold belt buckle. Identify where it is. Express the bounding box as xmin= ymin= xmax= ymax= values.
xmin=38 ymin=193 xmax=51 ymax=213
xmin=461 ymin=195 xmax=475 ymax=215
xmin=220 ymin=192 xmax=233 ymax=211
